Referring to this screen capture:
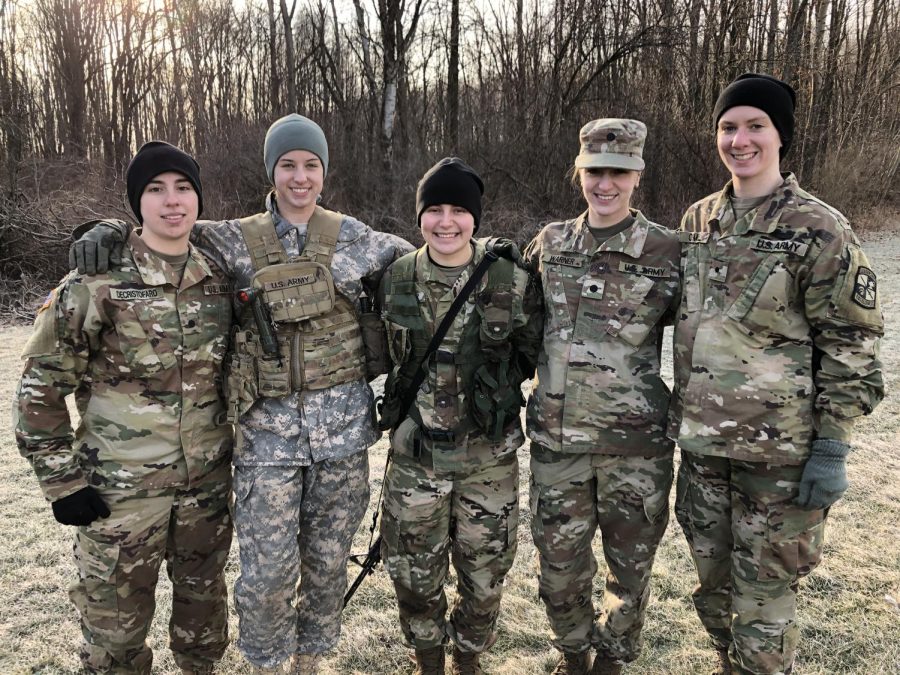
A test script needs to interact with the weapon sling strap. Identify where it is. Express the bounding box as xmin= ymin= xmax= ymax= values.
xmin=239 ymin=205 xmax=344 ymax=271
xmin=393 ymin=246 xmax=500 ymax=429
